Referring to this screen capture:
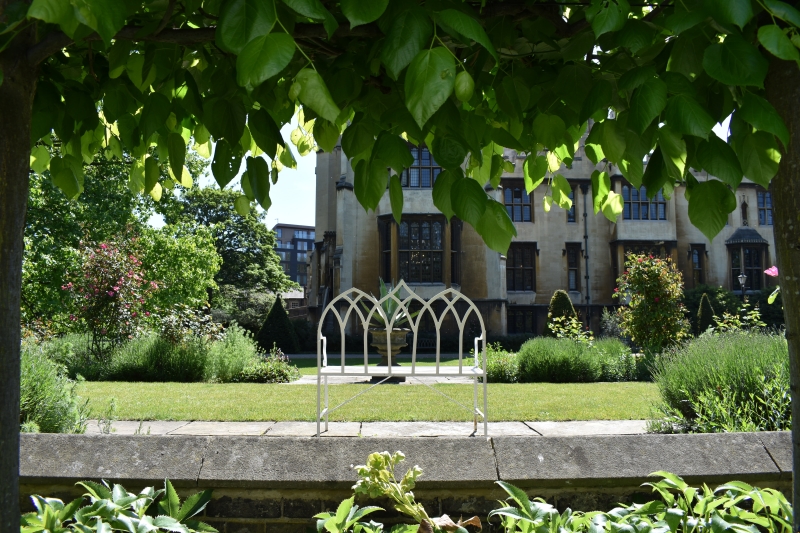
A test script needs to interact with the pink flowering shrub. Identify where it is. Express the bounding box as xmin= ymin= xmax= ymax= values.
xmin=63 ymin=239 xmax=157 ymax=359
xmin=614 ymin=253 xmax=689 ymax=354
